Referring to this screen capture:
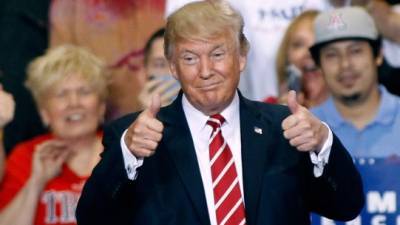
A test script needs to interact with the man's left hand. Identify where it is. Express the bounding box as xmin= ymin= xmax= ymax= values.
xmin=281 ymin=90 xmax=328 ymax=152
